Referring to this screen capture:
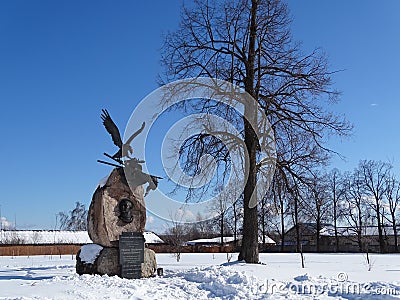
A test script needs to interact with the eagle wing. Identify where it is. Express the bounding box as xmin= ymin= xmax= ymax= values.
xmin=101 ymin=109 xmax=123 ymax=148
xmin=125 ymin=121 xmax=145 ymax=145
